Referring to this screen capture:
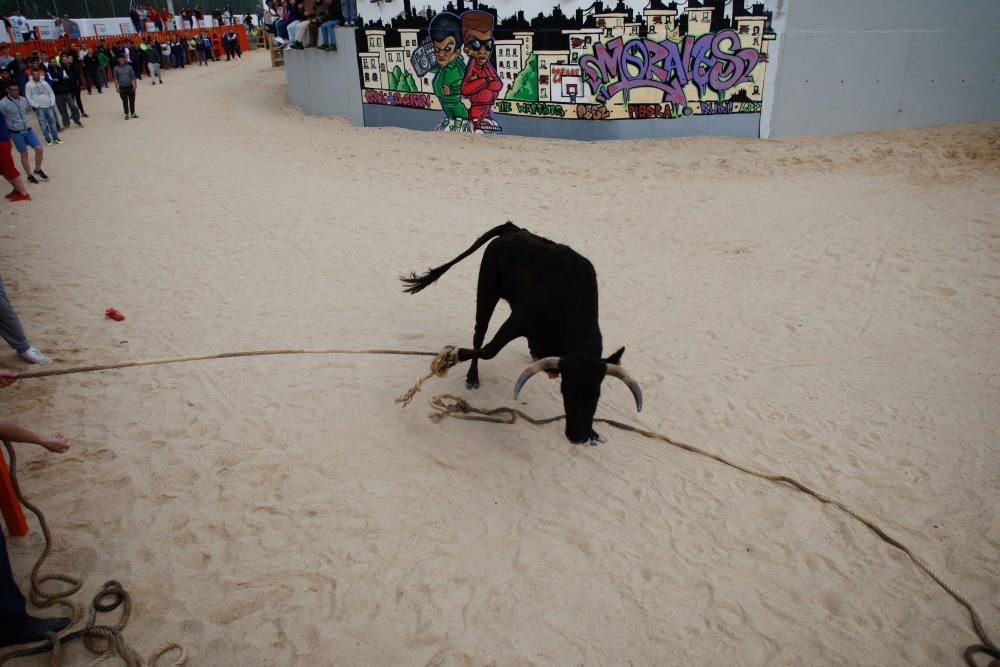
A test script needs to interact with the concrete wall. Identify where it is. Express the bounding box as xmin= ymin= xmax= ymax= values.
xmin=284 ymin=26 xmax=363 ymax=126
xmin=764 ymin=0 xmax=1000 ymax=136
xmin=285 ymin=1 xmax=1000 ymax=139
xmin=363 ymin=105 xmax=761 ymax=140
